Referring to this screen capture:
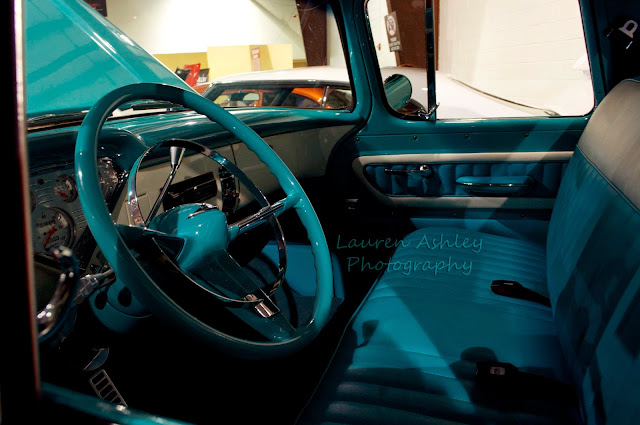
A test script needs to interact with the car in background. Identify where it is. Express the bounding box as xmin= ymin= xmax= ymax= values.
xmin=193 ymin=81 xmax=213 ymax=94
xmin=202 ymin=67 xmax=353 ymax=110
xmin=202 ymin=66 xmax=560 ymax=119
